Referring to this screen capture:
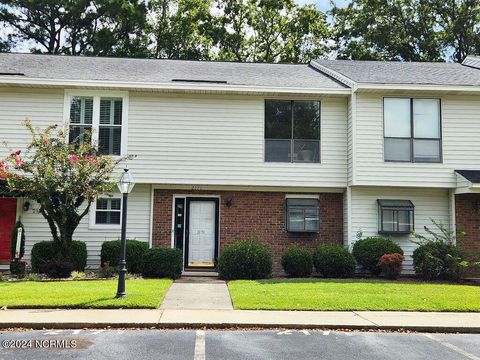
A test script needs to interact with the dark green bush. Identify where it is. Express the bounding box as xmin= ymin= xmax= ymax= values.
xmin=10 ymin=220 xmax=25 ymax=260
xmin=352 ymin=237 xmax=403 ymax=275
xmin=43 ymin=260 xmax=74 ymax=278
xmin=31 ymin=241 xmax=87 ymax=273
xmin=313 ymin=245 xmax=356 ymax=277
xmin=9 ymin=260 xmax=27 ymax=276
xmin=70 ymin=241 xmax=87 ymax=271
xmin=140 ymin=248 xmax=183 ymax=279
xmin=281 ymin=245 xmax=313 ymax=277
xmin=412 ymin=241 xmax=464 ymax=280
xmin=101 ymin=240 xmax=149 ymax=274
xmin=218 ymin=239 xmax=272 ymax=280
